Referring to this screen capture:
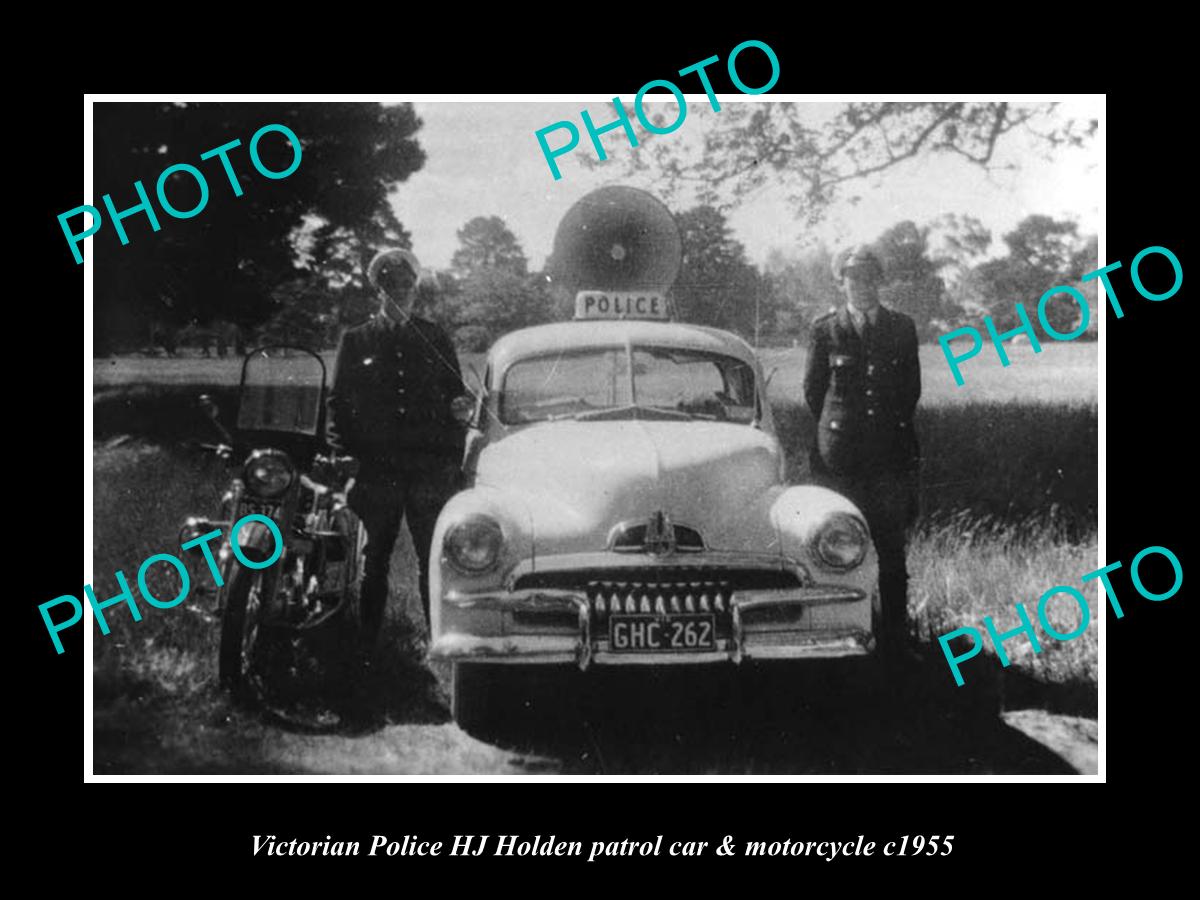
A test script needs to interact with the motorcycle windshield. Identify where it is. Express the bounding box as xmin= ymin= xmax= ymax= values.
xmin=236 ymin=347 xmax=325 ymax=436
